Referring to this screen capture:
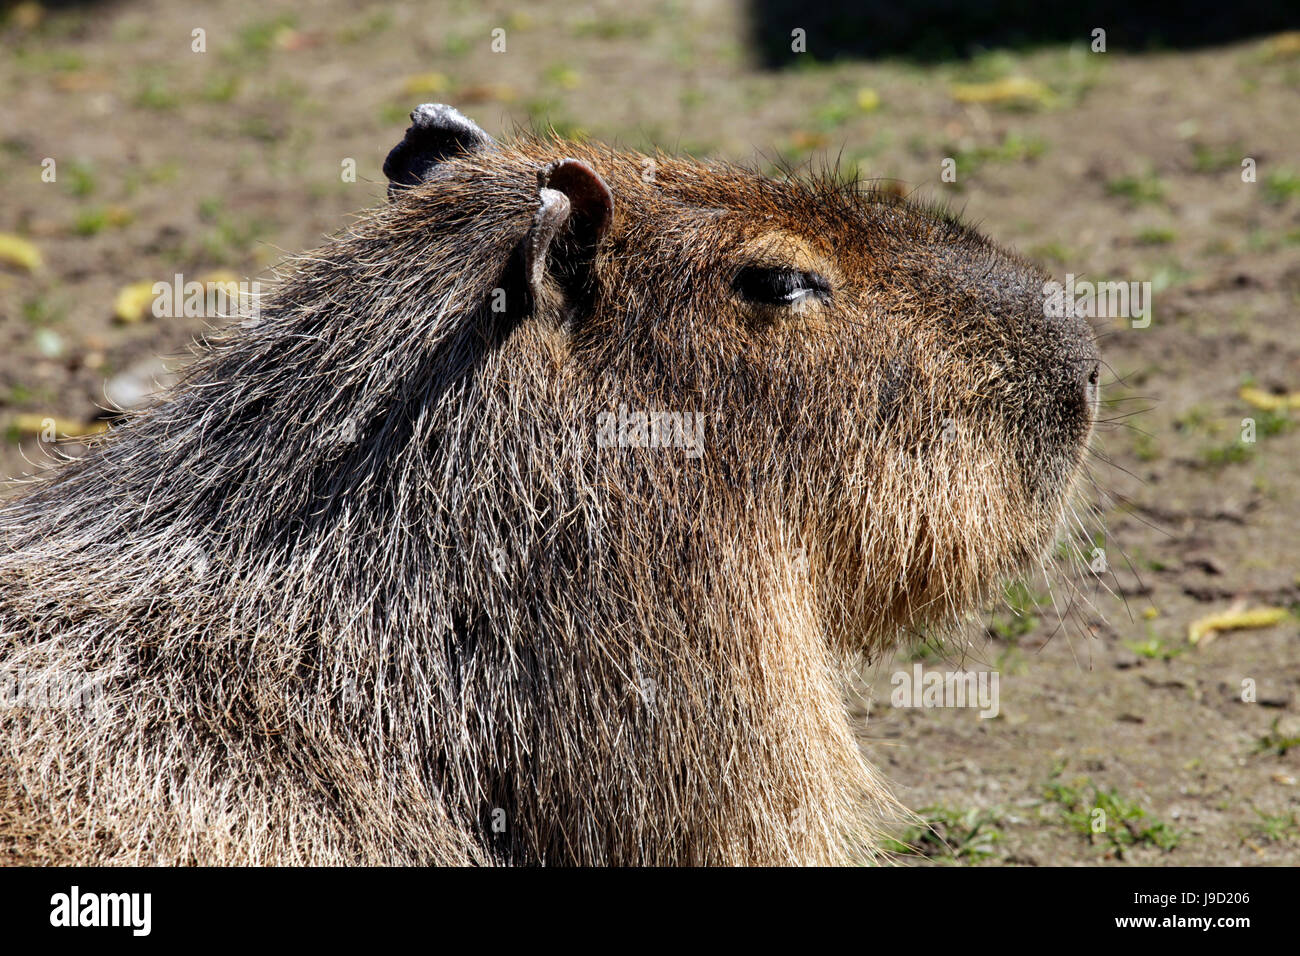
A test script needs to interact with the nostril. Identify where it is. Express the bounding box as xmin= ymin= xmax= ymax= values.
xmin=1087 ymin=365 xmax=1099 ymax=387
